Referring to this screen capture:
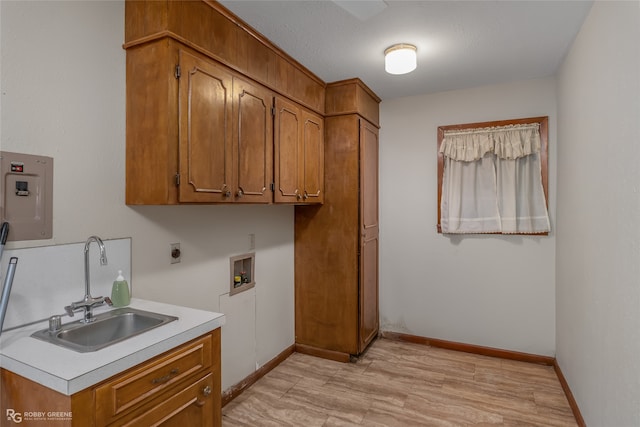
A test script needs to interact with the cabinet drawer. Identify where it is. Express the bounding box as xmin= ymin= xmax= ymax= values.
xmin=95 ymin=334 xmax=213 ymax=425
xmin=116 ymin=373 xmax=214 ymax=427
